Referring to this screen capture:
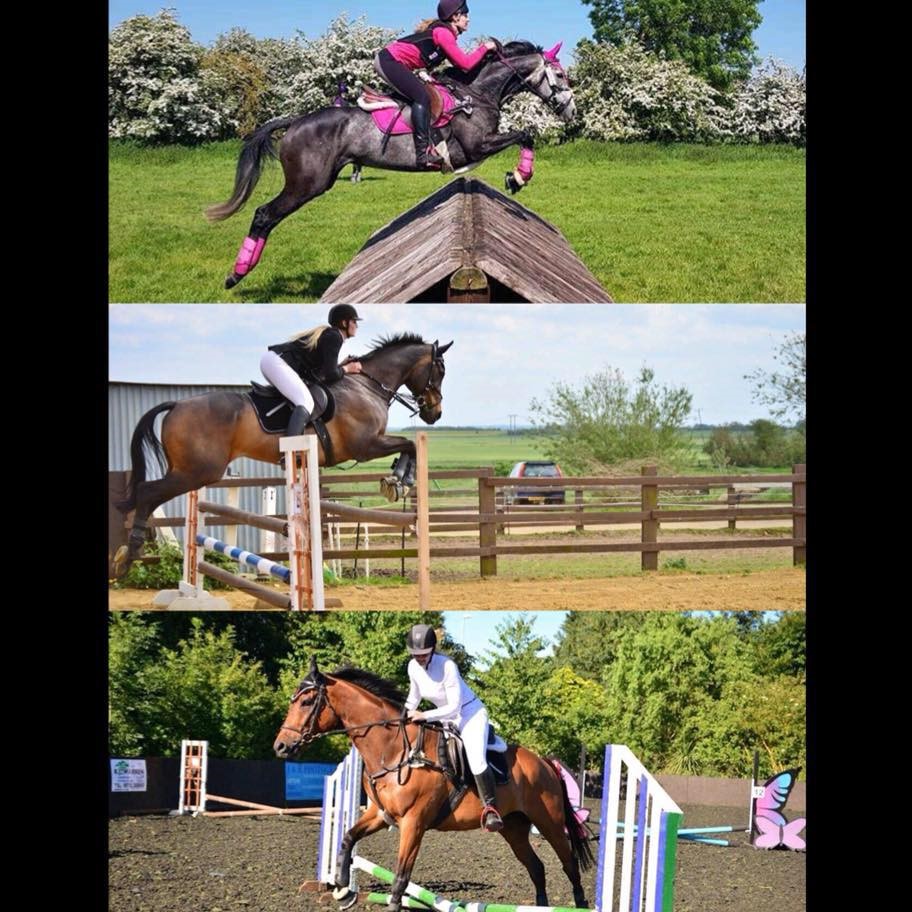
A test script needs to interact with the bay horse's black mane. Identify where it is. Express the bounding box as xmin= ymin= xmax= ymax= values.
xmin=360 ymin=333 xmax=429 ymax=362
xmin=442 ymin=40 xmax=543 ymax=85
xmin=324 ymin=666 xmax=406 ymax=707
